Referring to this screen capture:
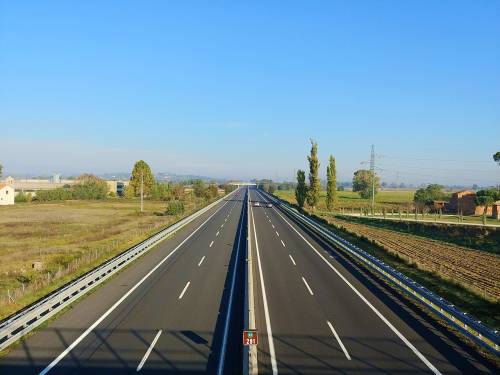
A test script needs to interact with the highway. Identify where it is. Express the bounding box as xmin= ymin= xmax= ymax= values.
xmin=248 ymin=187 xmax=496 ymax=374
xmin=1 ymin=188 xmax=247 ymax=375
xmin=1 ymin=186 xmax=497 ymax=374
